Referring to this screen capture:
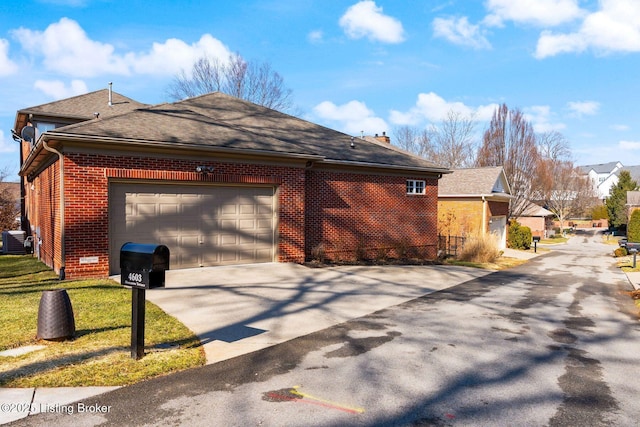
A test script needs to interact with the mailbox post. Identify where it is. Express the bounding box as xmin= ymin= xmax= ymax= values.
xmin=532 ymin=236 xmax=541 ymax=253
xmin=120 ymin=243 xmax=170 ymax=360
